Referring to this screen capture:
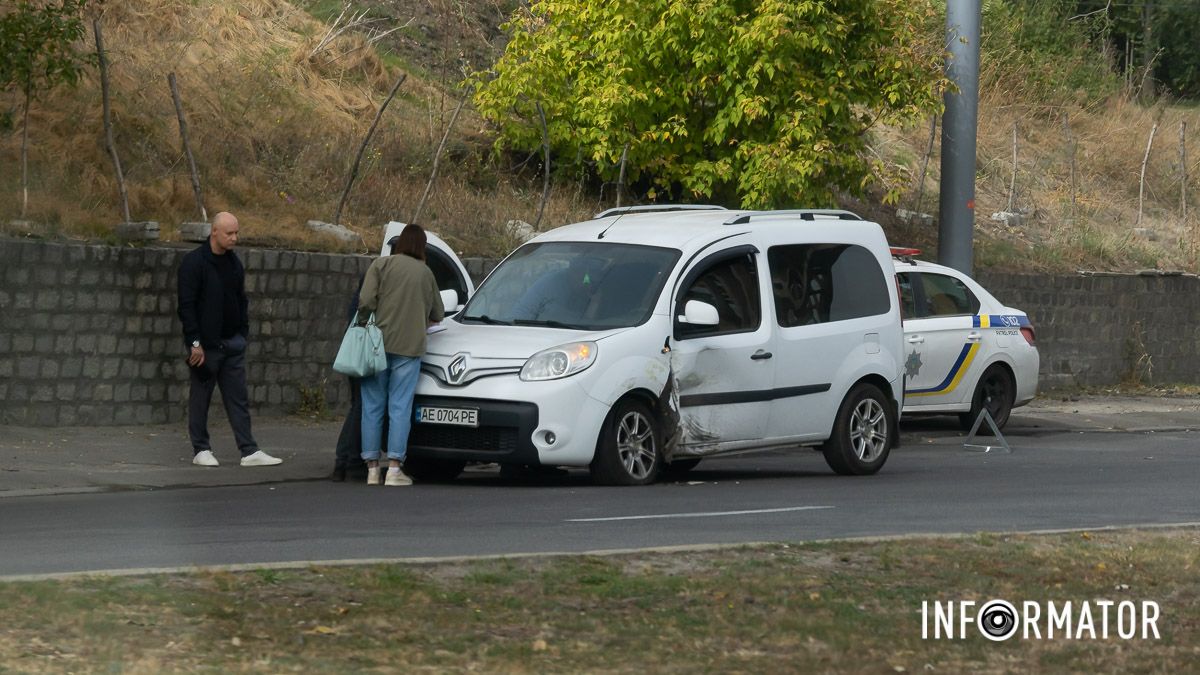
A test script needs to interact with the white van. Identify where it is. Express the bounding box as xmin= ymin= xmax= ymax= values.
xmin=394 ymin=207 xmax=905 ymax=485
